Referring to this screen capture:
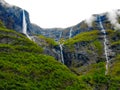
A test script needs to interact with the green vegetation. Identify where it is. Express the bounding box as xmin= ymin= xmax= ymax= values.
xmin=63 ymin=29 xmax=120 ymax=89
xmin=0 ymin=52 xmax=88 ymax=89
xmin=38 ymin=35 xmax=58 ymax=47
xmin=0 ymin=22 xmax=88 ymax=89
xmin=1 ymin=19 xmax=120 ymax=90
xmin=0 ymin=20 xmax=6 ymax=28
xmin=64 ymin=30 xmax=102 ymax=53
xmin=65 ymin=30 xmax=99 ymax=45
xmin=106 ymin=54 xmax=120 ymax=89
xmin=111 ymin=40 xmax=120 ymax=46
xmin=91 ymin=40 xmax=103 ymax=55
